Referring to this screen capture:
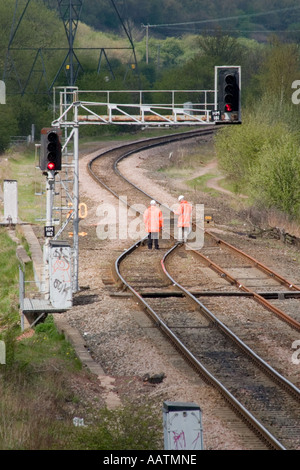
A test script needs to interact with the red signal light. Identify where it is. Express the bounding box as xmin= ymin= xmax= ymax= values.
xmin=40 ymin=128 xmax=62 ymax=172
xmin=47 ymin=162 xmax=56 ymax=171
xmin=216 ymin=67 xmax=241 ymax=123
